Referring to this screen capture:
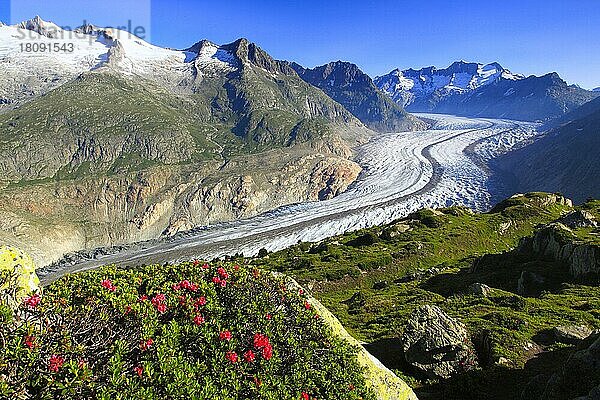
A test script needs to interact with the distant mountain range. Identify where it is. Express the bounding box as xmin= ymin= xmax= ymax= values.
xmin=495 ymin=95 xmax=600 ymax=203
xmin=375 ymin=61 xmax=599 ymax=121
xmin=290 ymin=61 xmax=425 ymax=132
xmin=594 ymin=87 xmax=600 ymax=92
